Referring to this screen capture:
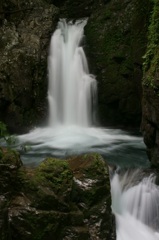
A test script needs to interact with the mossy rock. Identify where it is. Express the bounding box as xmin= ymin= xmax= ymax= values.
xmin=0 ymin=152 xmax=114 ymax=239
xmin=68 ymin=153 xmax=108 ymax=180
xmin=15 ymin=158 xmax=73 ymax=212
xmin=35 ymin=158 xmax=73 ymax=198
xmin=68 ymin=153 xmax=110 ymax=207
xmin=0 ymin=147 xmax=22 ymax=168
